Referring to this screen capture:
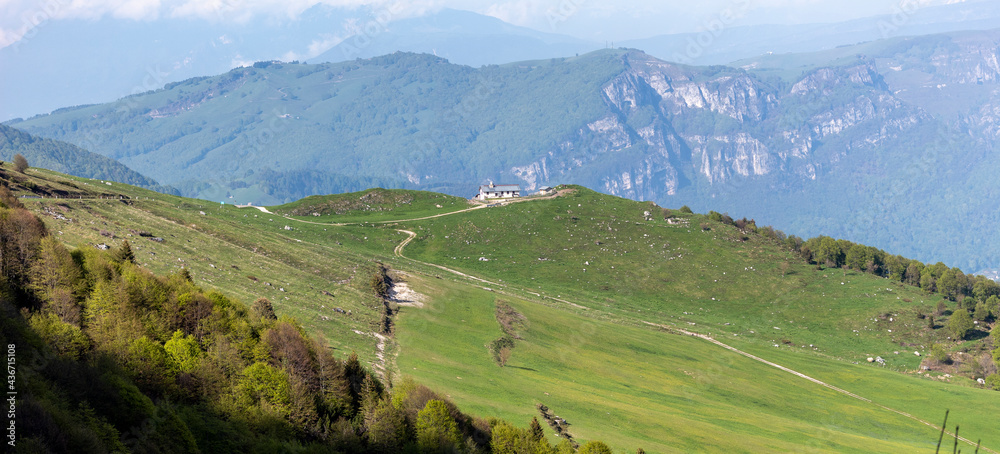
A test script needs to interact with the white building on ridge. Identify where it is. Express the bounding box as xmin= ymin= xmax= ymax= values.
xmin=478 ymin=182 xmax=521 ymax=200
